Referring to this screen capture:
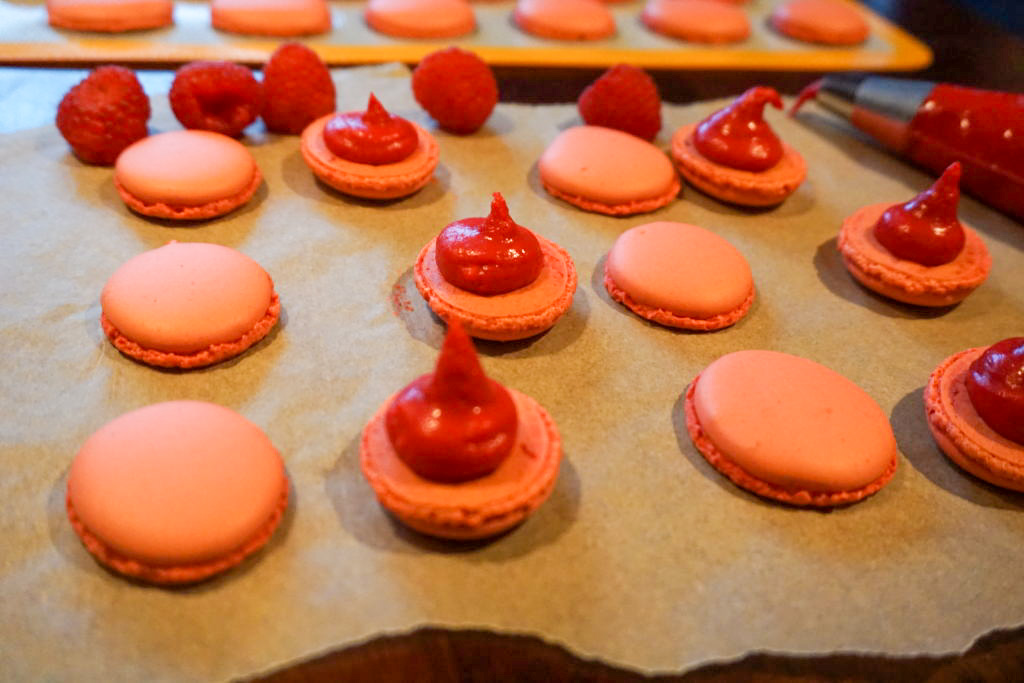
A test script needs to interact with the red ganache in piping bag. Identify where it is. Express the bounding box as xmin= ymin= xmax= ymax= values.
xmin=694 ymin=87 xmax=784 ymax=172
xmin=791 ymin=75 xmax=1024 ymax=222
xmin=966 ymin=338 xmax=1024 ymax=445
xmin=385 ymin=321 xmax=518 ymax=482
xmin=435 ymin=193 xmax=543 ymax=295
xmin=323 ymin=93 xmax=418 ymax=165
xmin=874 ymin=162 xmax=966 ymax=266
